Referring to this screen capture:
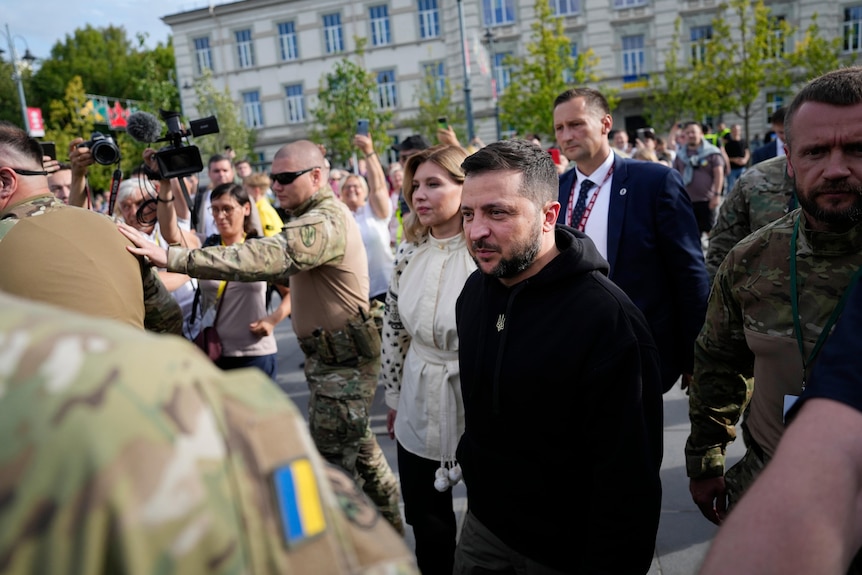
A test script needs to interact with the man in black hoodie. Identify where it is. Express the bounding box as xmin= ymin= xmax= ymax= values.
xmin=454 ymin=139 xmax=664 ymax=574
